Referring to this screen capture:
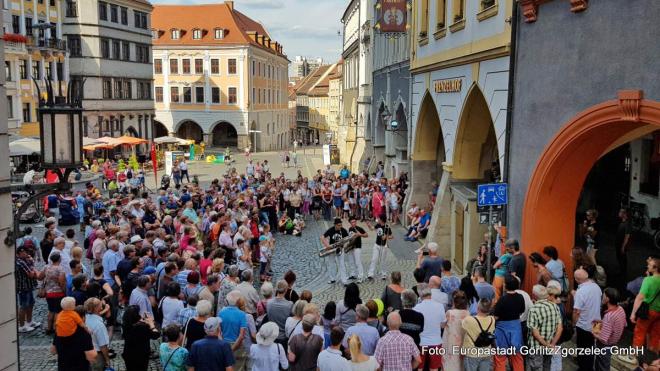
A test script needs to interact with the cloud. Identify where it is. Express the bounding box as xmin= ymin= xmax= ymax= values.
xmin=238 ymin=0 xmax=285 ymax=9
